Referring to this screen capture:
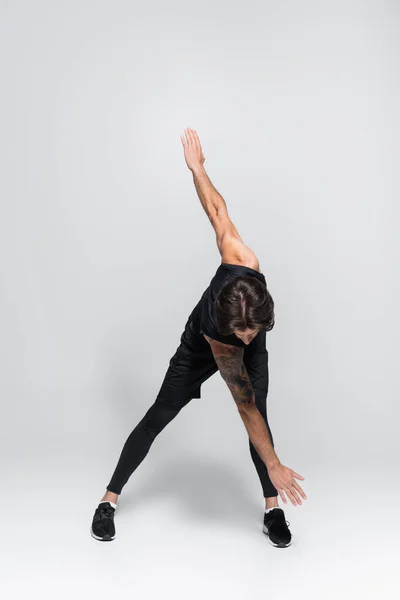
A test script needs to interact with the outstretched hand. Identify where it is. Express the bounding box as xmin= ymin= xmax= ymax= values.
xmin=268 ymin=462 xmax=307 ymax=506
xmin=180 ymin=127 xmax=206 ymax=172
